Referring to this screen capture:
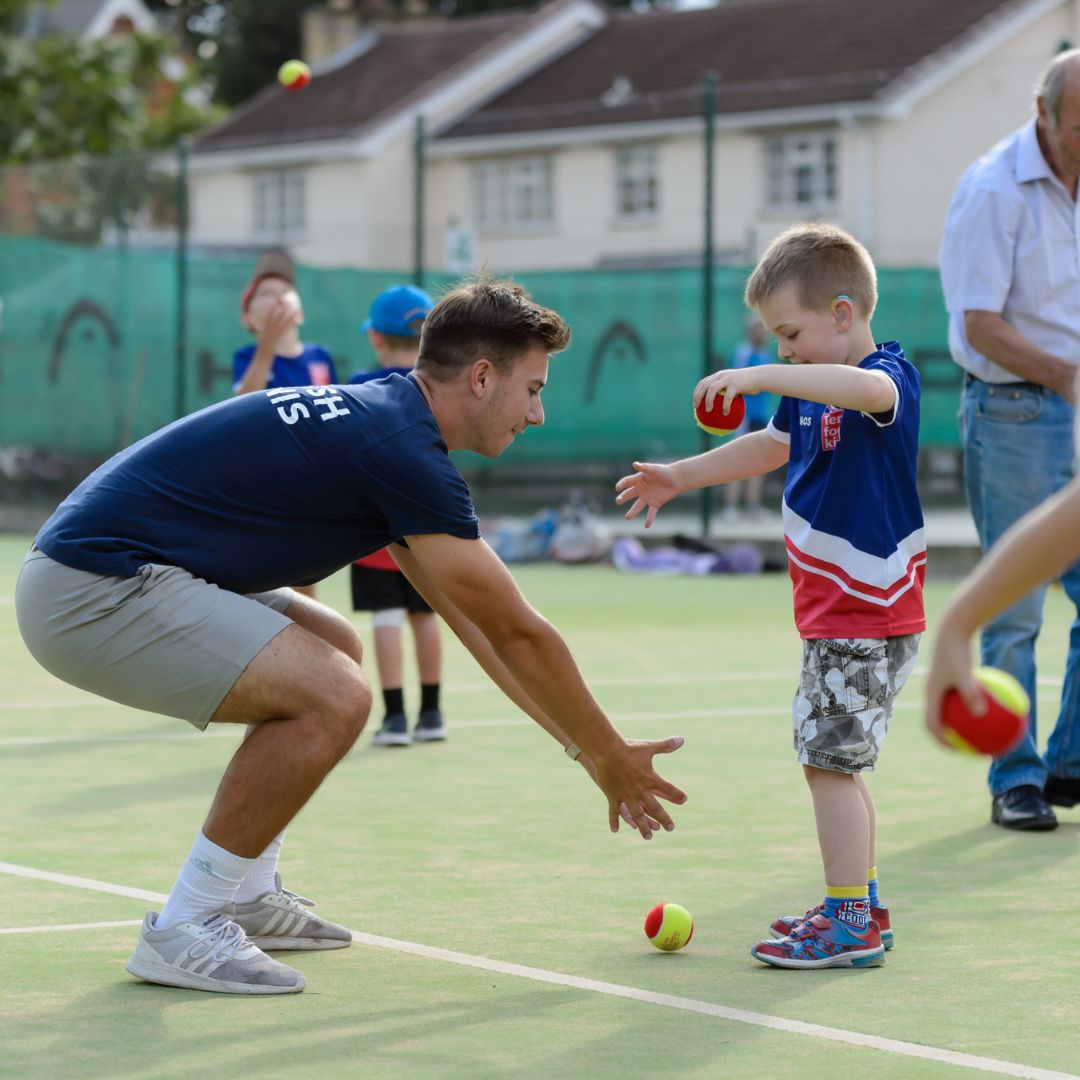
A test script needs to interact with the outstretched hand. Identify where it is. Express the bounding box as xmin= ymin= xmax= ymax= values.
xmin=615 ymin=462 xmax=680 ymax=528
xmin=589 ymin=736 xmax=687 ymax=839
